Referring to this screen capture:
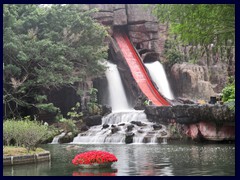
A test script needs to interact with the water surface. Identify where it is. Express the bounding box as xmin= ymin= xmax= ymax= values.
xmin=3 ymin=143 xmax=235 ymax=176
